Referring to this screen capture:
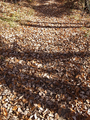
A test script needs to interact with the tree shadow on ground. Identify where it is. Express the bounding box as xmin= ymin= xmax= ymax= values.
xmin=1 ymin=0 xmax=80 ymax=17
xmin=31 ymin=0 xmax=80 ymax=17
xmin=0 ymin=34 xmax=90 ymax=119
